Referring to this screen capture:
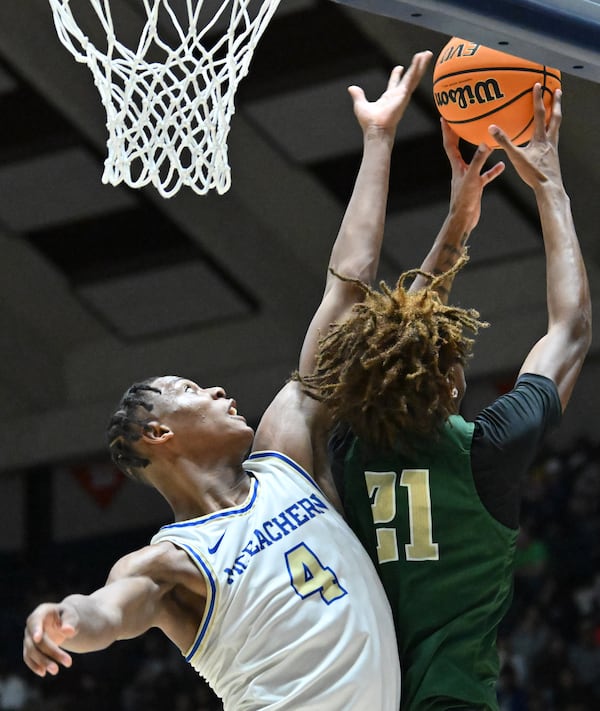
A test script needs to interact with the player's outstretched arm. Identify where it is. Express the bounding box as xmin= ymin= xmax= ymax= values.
xmin=409 ymin=119 xmax=505 ymax=300
xmin=23 ymin=577 xmax=156 ymax=676
xmin=23 ymin=544 xmax=189 ymax=677
xmin=490 ymin=84 xmax=591 ymax=410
